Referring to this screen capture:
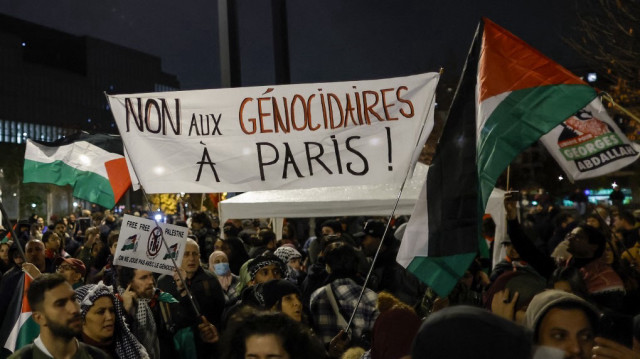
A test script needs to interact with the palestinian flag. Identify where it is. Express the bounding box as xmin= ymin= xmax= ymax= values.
xmin=397 ymin=18 xmax=596 ymax=297
xmin=23 ymin=132 xmax=131 ymax=209
xmin=0 ymin=273 xmax=39 ymax=355
xmin=163 ymin=243 xmax=179 ymax=260
xmin=121 ymin=234 xmax=139 ymax=251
